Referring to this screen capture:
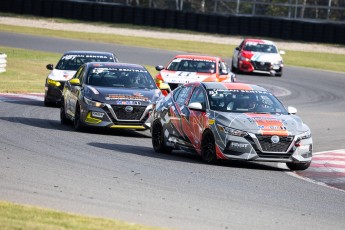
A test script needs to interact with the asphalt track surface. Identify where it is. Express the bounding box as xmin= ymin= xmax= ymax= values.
xmin=1 ymin=32 xmax=345 ymax=230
